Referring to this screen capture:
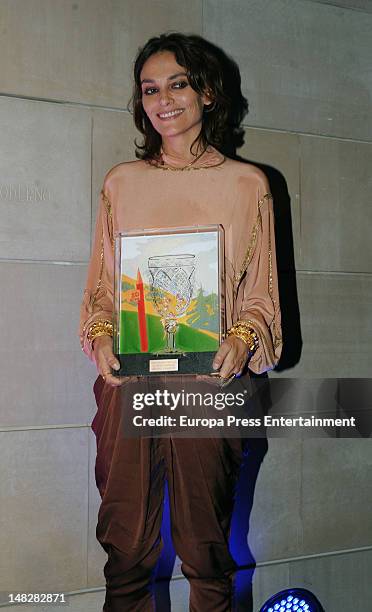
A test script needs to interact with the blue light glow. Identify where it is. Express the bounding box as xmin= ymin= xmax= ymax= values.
xmin=260 ymin=587 xmax=323 ymax=612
